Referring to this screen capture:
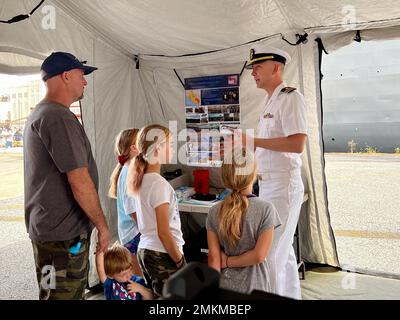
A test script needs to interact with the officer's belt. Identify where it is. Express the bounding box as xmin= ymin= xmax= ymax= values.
xmin=257 ymin=169 xmax=301 ymax=181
